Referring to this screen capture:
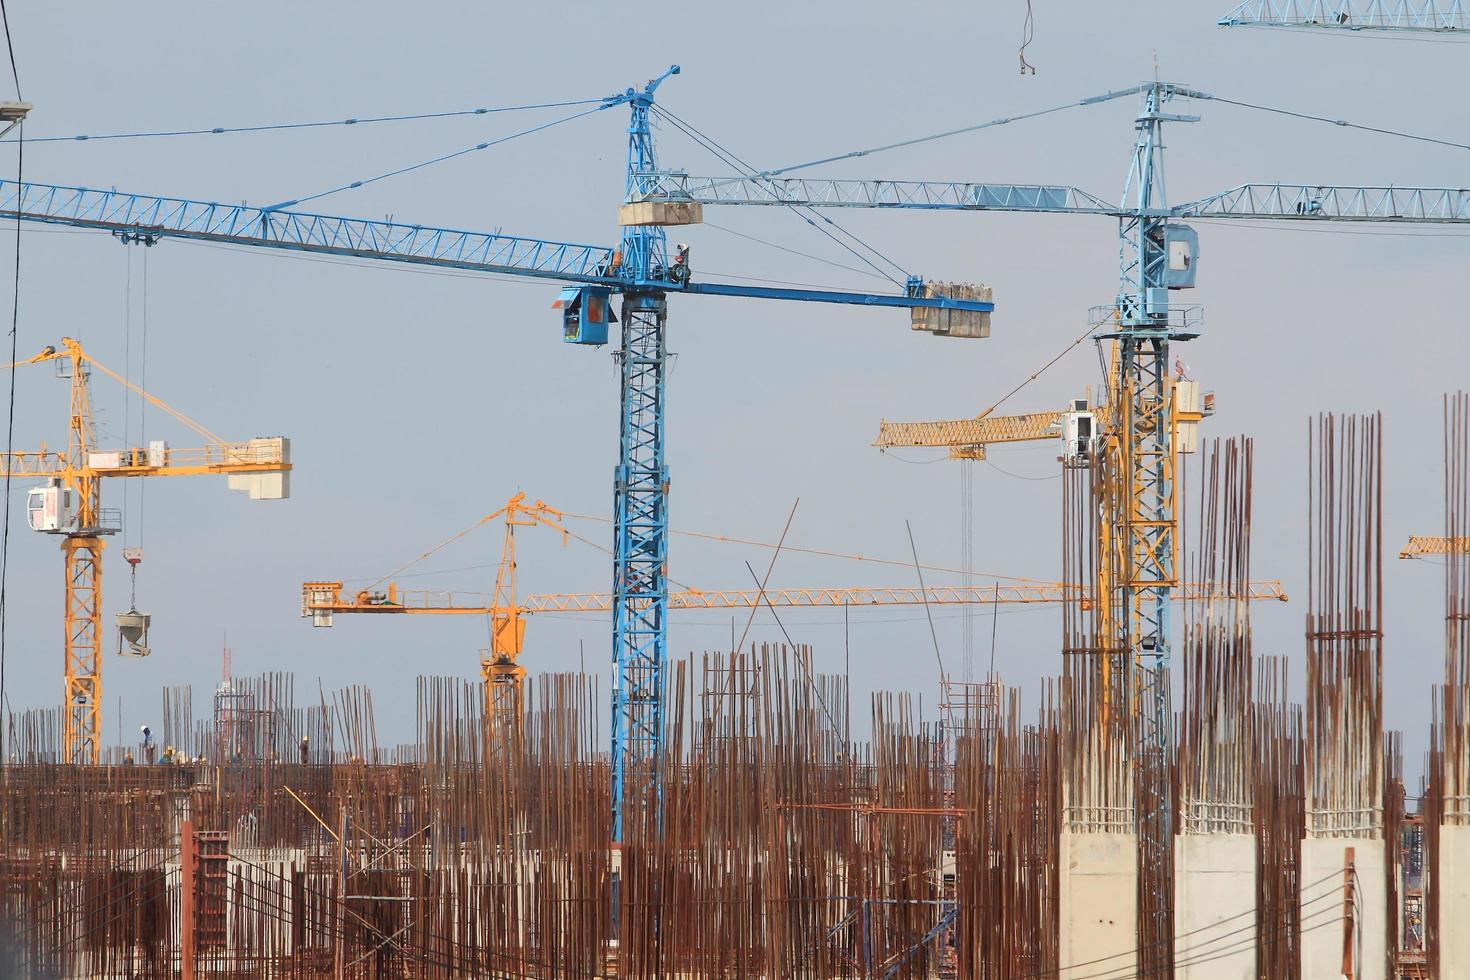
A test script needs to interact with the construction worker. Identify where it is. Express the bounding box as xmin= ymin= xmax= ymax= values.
xmin=140 ymin=724 xmax=156 ymax=764
xmin=161 ymin=744 xmax=175 ymax=765
xmin=299 ymin=735 xmax=309 ymax=765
